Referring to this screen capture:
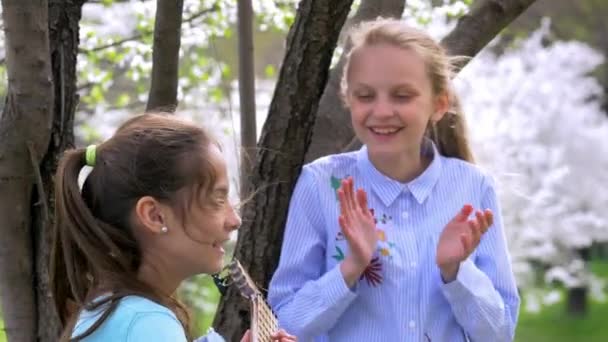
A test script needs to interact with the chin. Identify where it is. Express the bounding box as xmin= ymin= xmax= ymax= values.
xmin=209 ymin=261 xmax=224 ymax=274
xmin=367 ymin=144 xmax=403 ymax=157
